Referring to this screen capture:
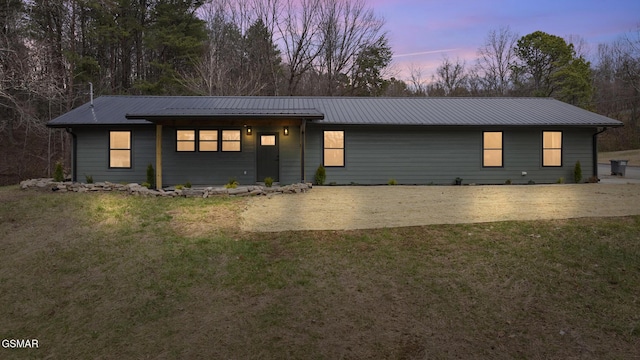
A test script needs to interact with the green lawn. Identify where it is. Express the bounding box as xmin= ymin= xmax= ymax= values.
xmin=599 ymin=148 xmax=640 ymax=165
xmin=1 ymin=187 xmax=639 ymax=359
